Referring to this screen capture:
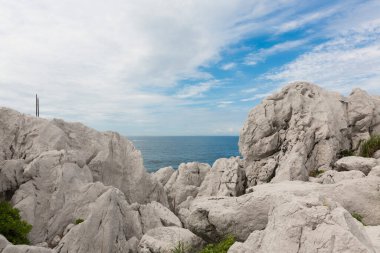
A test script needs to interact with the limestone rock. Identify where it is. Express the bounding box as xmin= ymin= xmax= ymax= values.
xmin=198 ymin=157 xmax=246 ymax=197
xmin=373 ymin=150 xmax=380 ymax=159
xmin=0 ymin=107 xmax=167 ymax=206
xmin=314 ymin=170 xmax=365 ymax=184
xmin=368 ymin=166 xmax=380 ymax=177
xmin=153 ymin=166 xmax=175 ymax=186
xmin=239 ymin=82 xmax=380 ymax=186
xmin=0 ymin=235 xmax=52 ymax=253
xmin=182 ymin=177 xmax=380 ymax=242
xmin=228 ymin=195 xmax=376 ymax=253
xmin=0 ymin=160 xmax=27 ymax=201
xmin=138 ymin=227 xmax=204 ymax=253
xmin=335 ymin=156 xmax=378 ymax=175
xmin=164 ymin=162 xmax=210 ymax=211
xmin=365 ymin=226 xmax=380 ymax=252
